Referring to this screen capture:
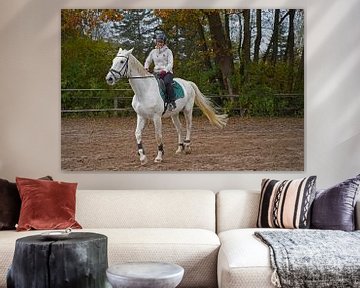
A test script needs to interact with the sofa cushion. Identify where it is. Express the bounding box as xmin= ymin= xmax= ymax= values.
xmin=311 ymin=174 xmax=360 ymax=231
xmin=257 ymin=176 xmax=316 ymax=229
xmin=0 ymin=228 xmax=220 ymax=288
xmin=16 ymin=177 xmax=82 ymax=231
xmin=101 ymin=228 xmax=219 ymax=288
xmin=217 ymin=228 xmax=277 ymax=288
